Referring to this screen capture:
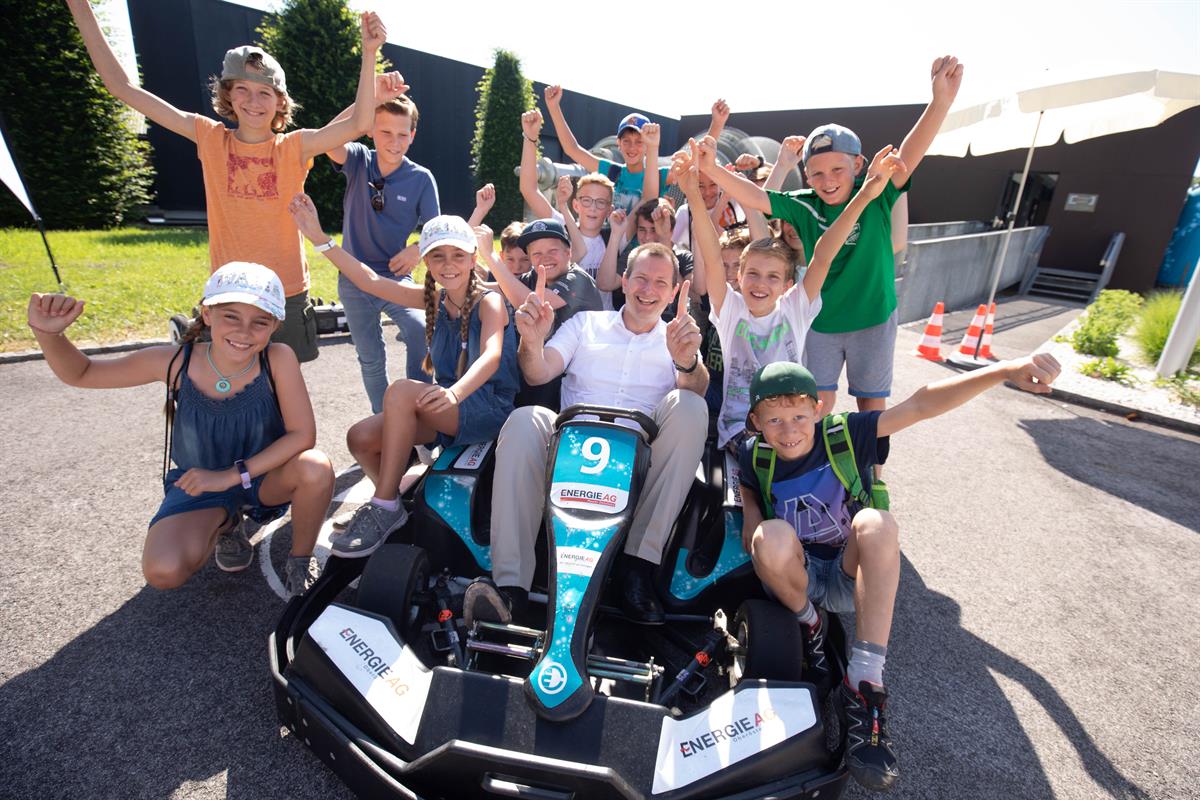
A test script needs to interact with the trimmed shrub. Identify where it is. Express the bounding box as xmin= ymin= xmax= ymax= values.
xmin=0 ymin=0 xmax=153 ymax=228
xmin=1071 ymin=289 xmax=1143 ymax=357
xmin=471 ymin=50 xmax=535 ymax=231
xmin=1134 ymin=291 xmax=1199 ymax=368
